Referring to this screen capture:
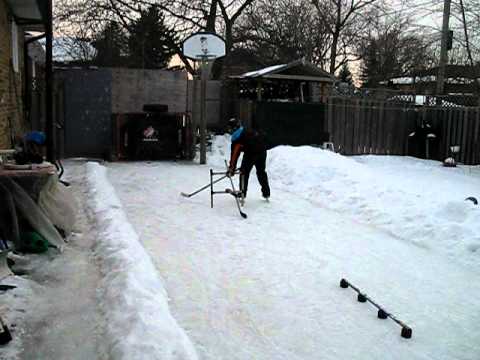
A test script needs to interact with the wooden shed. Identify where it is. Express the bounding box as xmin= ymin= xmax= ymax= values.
xmin=230 ymin=59 xmax=334 ymax=103
xmin=225 ymin=59 xmax=335 ymax=148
